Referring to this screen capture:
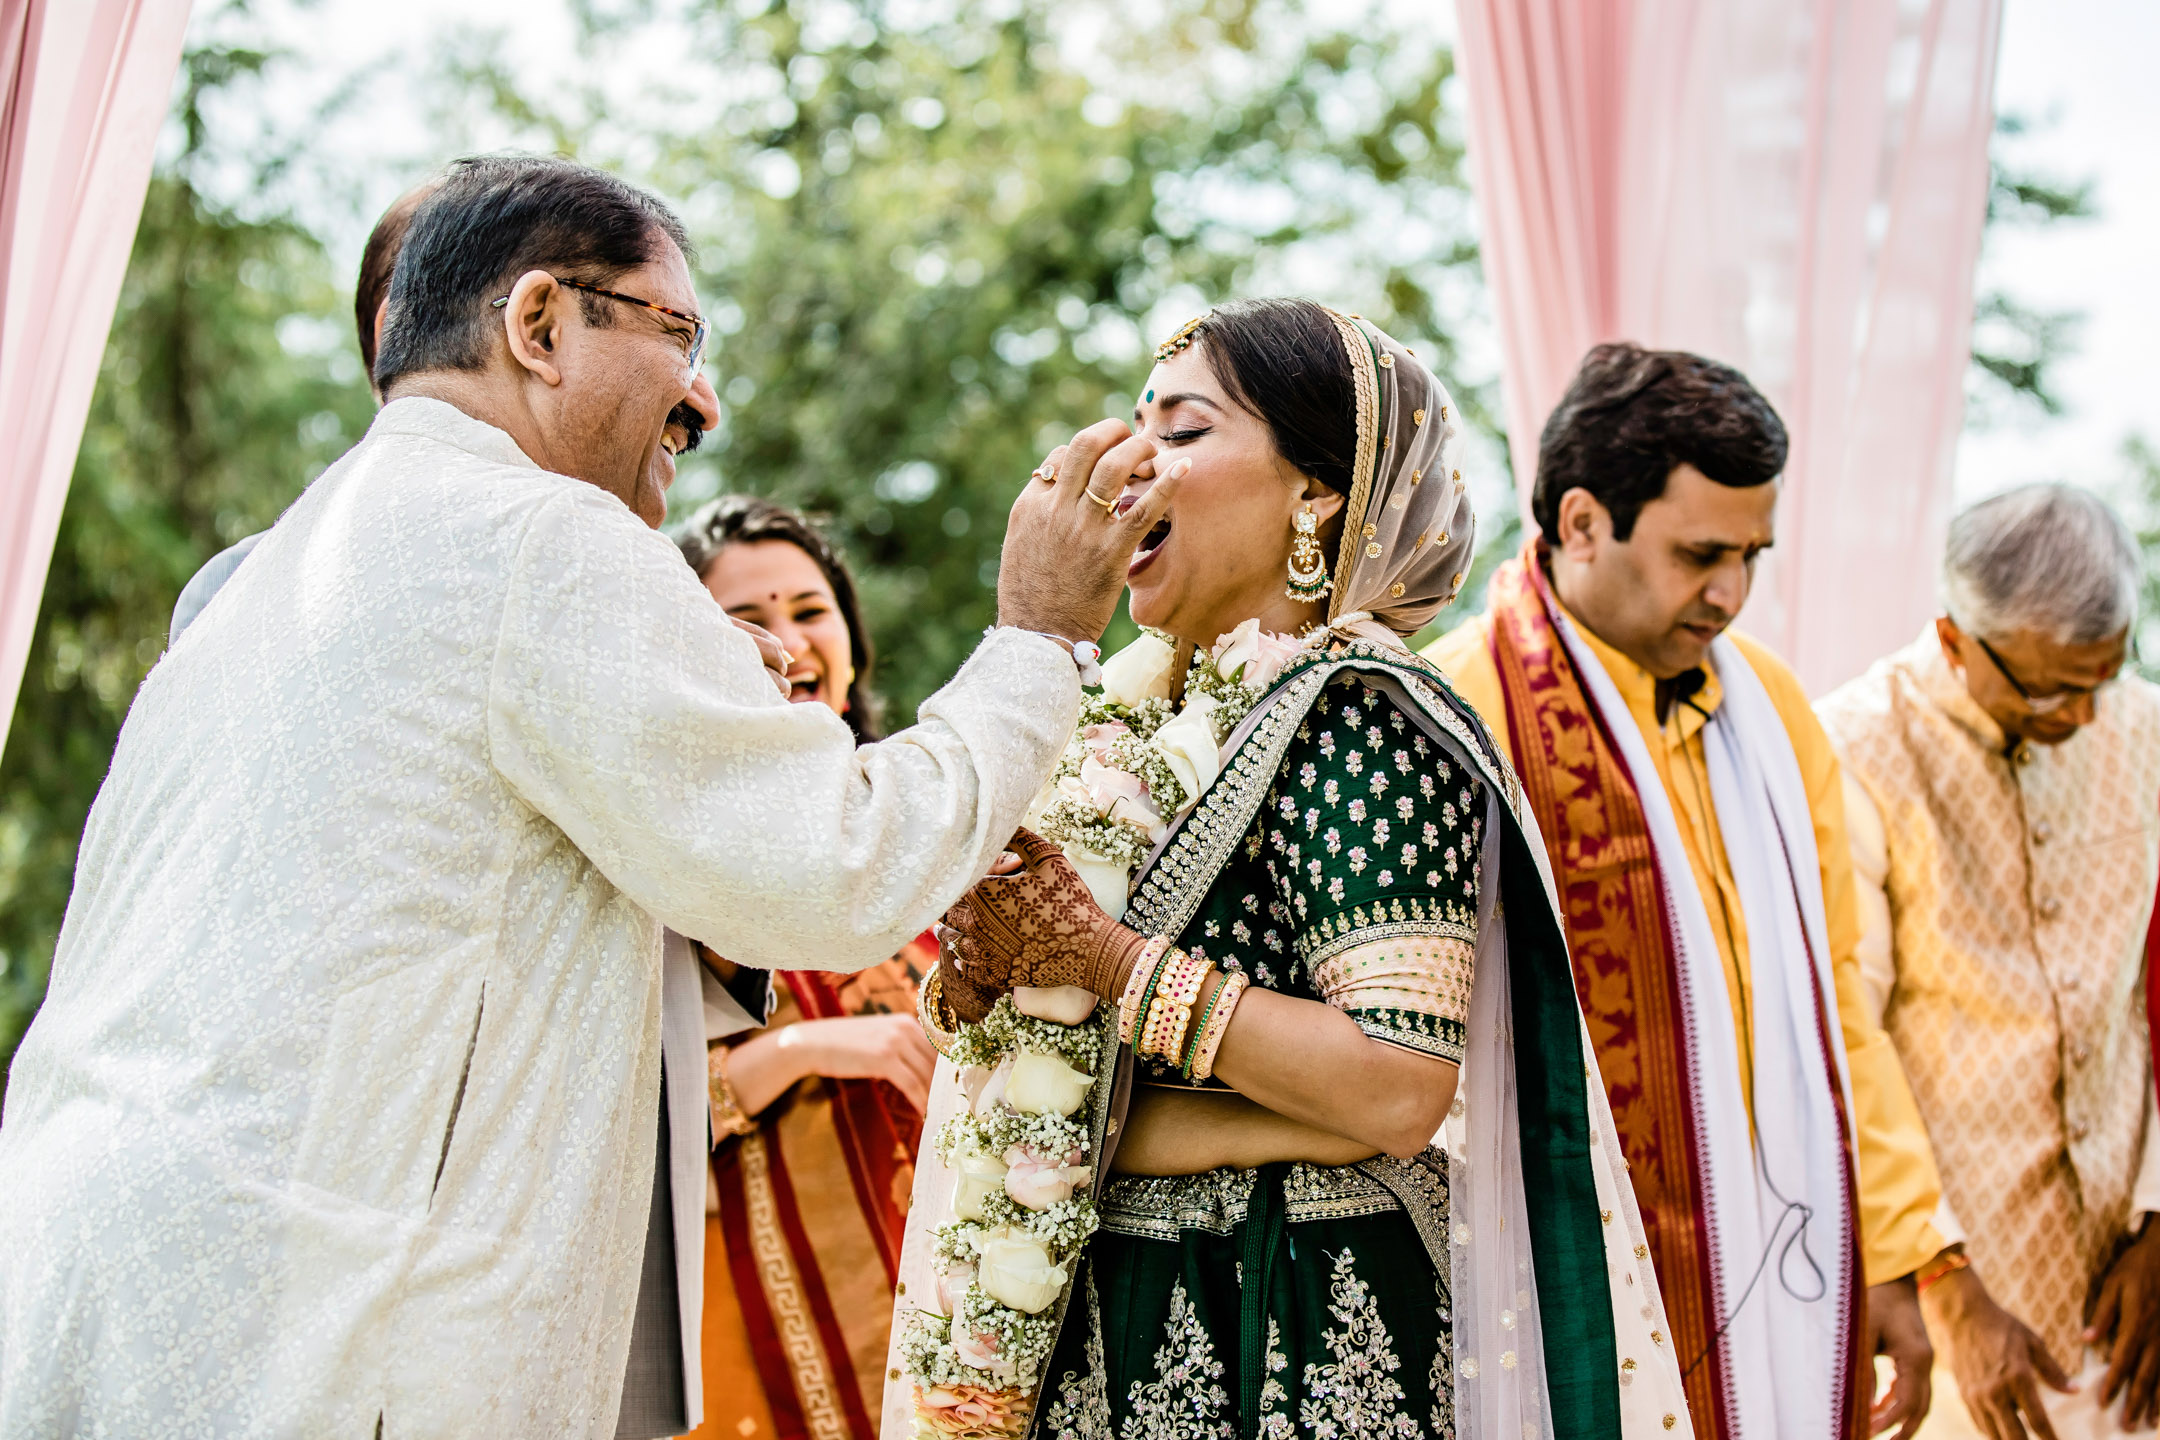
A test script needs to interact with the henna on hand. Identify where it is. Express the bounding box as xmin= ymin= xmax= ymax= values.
xmin=933 ymin=934 xmax=999 ymax=1026
xmin=940 ymin=827 xmax=1150 ymax=1001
